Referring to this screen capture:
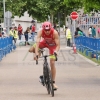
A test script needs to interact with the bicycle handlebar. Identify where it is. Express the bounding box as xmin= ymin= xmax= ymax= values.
xmin=54 ymin=52 xmax=57 ymax=61
xmin=36 ymin=54 xmax=58 ymax=65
